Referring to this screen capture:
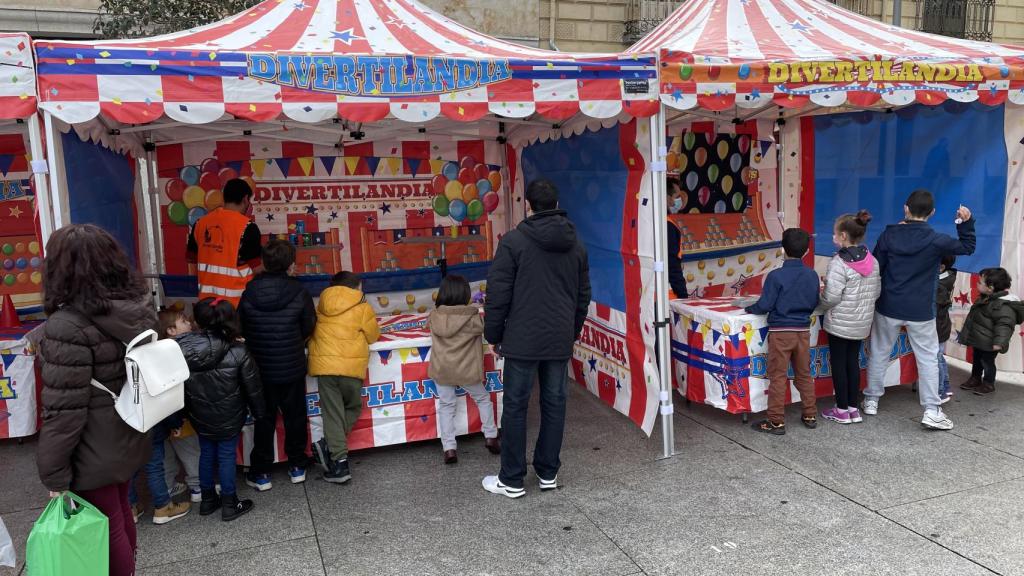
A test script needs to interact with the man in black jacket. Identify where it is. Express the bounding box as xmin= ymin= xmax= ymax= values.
xmin=238 ymin=239 xmax=316 ymax=489
xmin=482 ymin=179 xmax=591 ymax=498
